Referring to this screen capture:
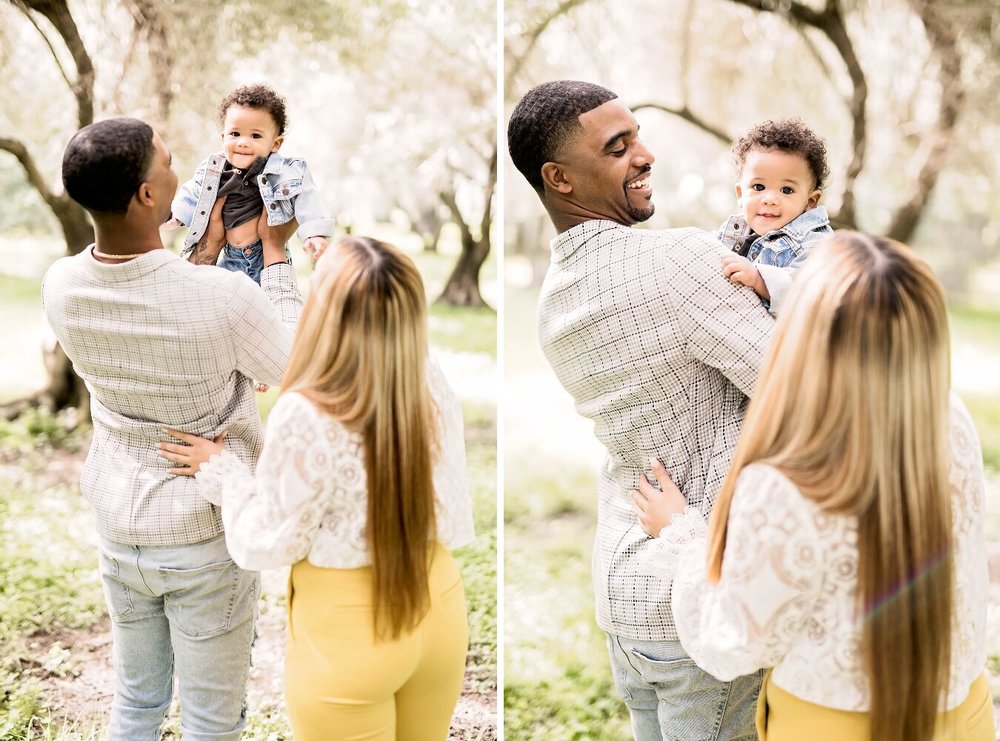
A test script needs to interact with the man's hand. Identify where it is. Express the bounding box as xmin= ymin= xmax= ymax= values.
xmin=631 ymin=458 xmax=687 ymax=537
xmin=258 ymin=212 xmax=298 ymax=267
xmin=302 ymin=236 xmax=330 ymax=265
xmin=722 ymin=254 xmax=769 ymax=299
xmin=189 ymin=197 xmax=227 ymax=265
xmin=158 ymin=428 xmax=227 ymax=476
